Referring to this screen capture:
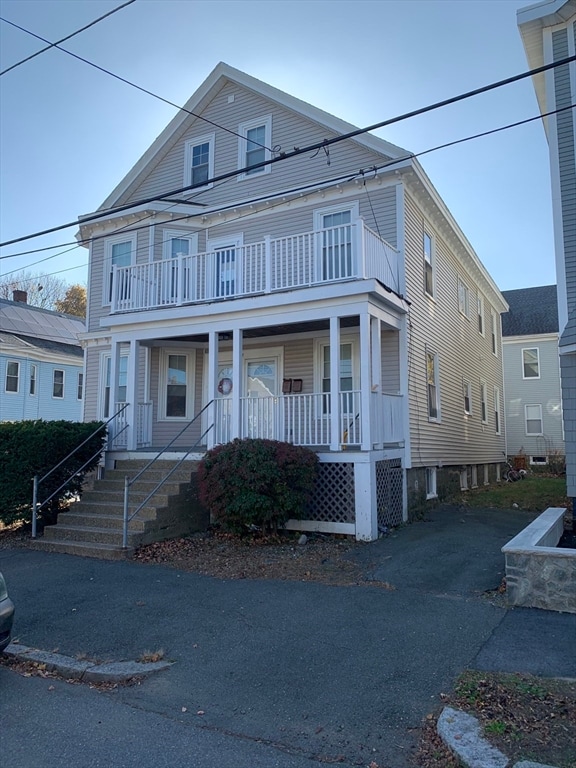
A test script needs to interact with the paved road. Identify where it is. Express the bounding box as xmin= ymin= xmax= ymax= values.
xmin=1 ymin=505 xmax=574 ymax=768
